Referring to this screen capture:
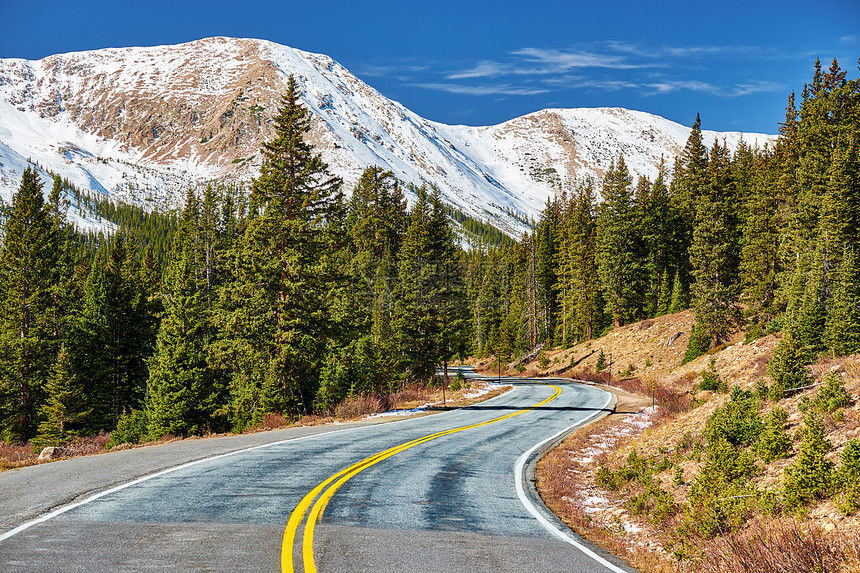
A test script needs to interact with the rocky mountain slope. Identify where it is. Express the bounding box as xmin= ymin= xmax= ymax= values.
xmin=0 ymin=37 xmax=775 ymax=235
